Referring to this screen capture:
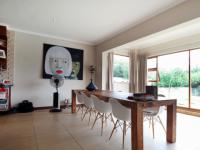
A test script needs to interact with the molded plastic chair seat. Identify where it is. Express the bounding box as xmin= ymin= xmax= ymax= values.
xmin=74 ymin=91 xmax=85 ymax=116
xmin=110 ymin=98 xmax=131 ymax=121
xmin=91 ymin=95 xmax=114 ymax=135
xmin=143 ymin=106 xmax=166 ymax=138
xmin=109 ymin=98 xmax=131 ymax=148
xmin=143 ymin=107 xmax=160 ymax=116
xmin=81 ymin=92 xmax=94 ymax=108
xmin=91 ymin=95 xmax=112 ymax=113
xmin=75 ymin=91 xmax=84 ymax=104
xmin=81 ymin=92 xmax=94 ymax=124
